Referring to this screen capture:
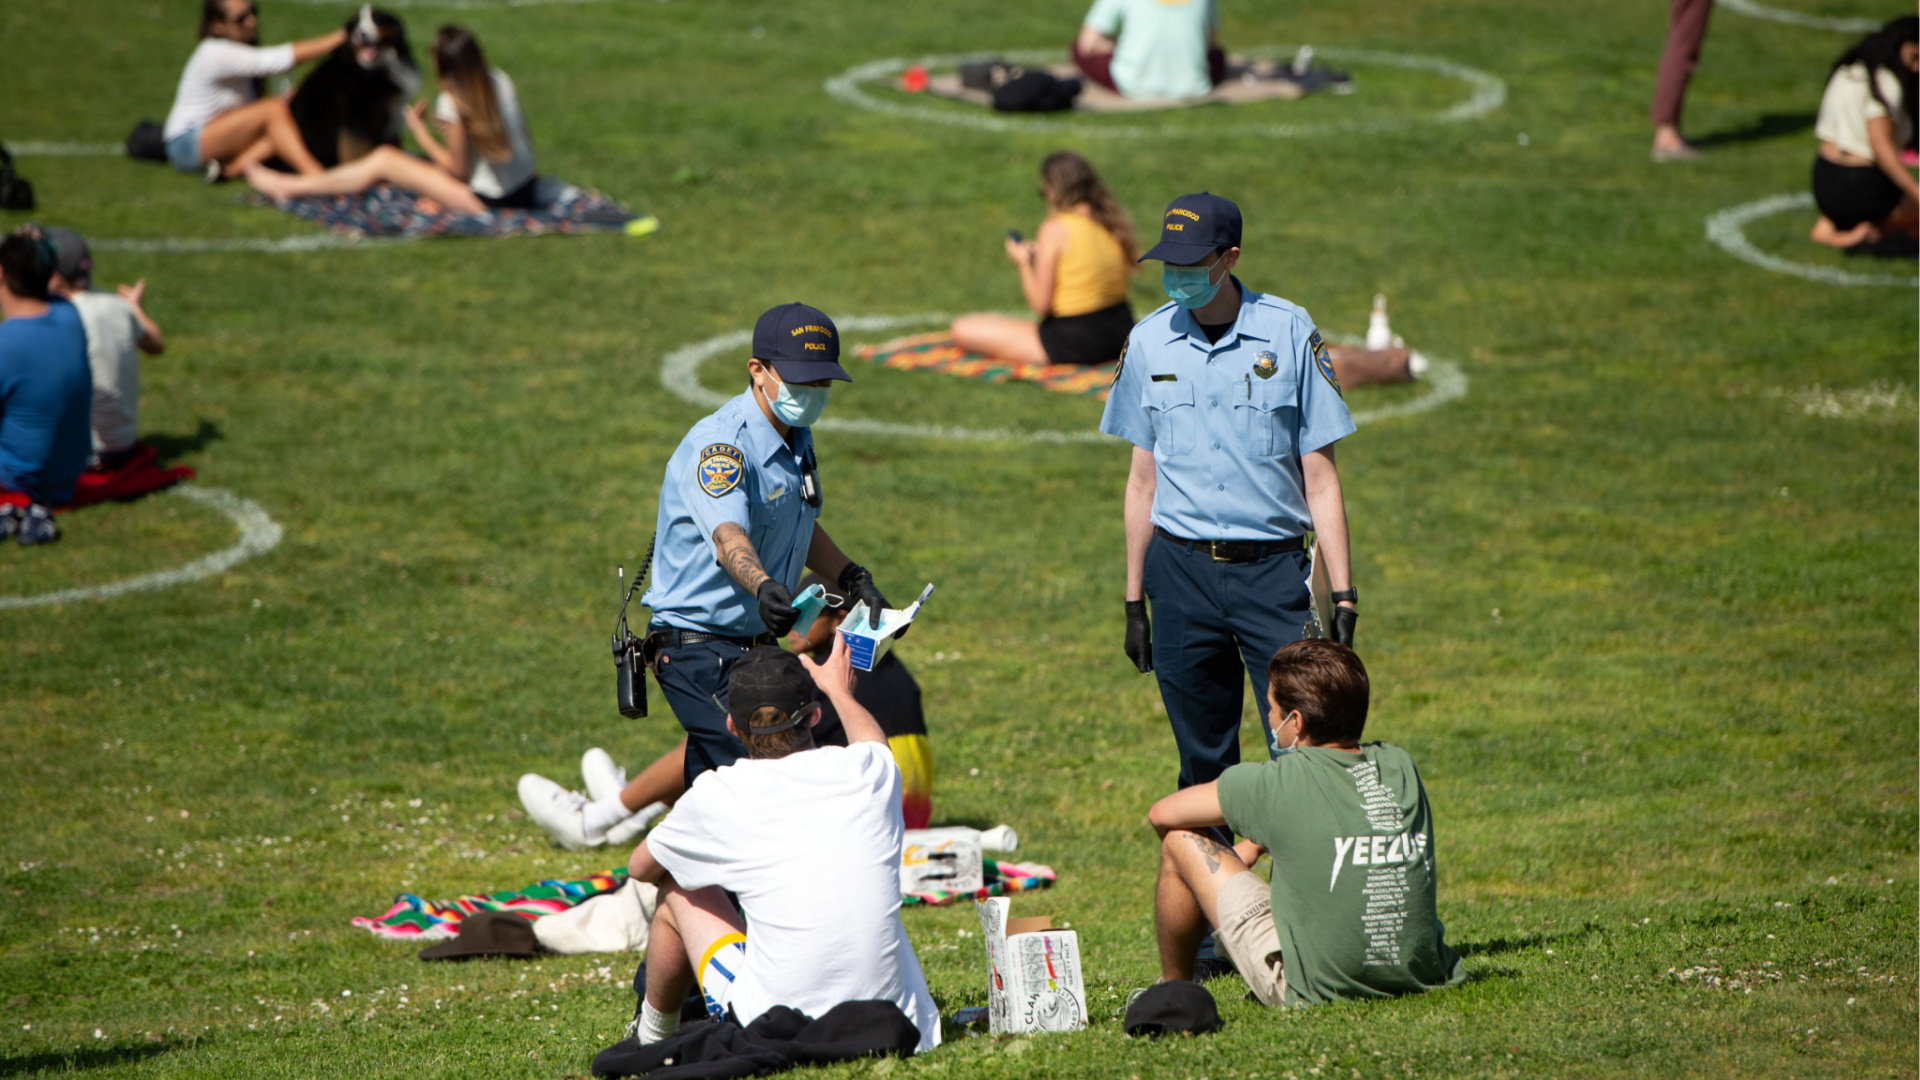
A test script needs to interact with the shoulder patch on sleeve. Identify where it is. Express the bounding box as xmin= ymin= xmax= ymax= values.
xmin=697 ymin=443 xmax=746 ymax=497
xmin=1110 ymin=337 xmax=1128 ymax=386
xmin=1309 ymin=330 xmax=1341 ymax=397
